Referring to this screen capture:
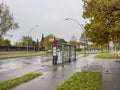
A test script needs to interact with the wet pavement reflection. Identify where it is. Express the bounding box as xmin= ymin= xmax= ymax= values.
xmin=0 ymin=56 xmax=52 ymax=72
xmin=0 ymin=54 xmax=119 ymax=90
xmin=10 ymin=54 xmax=89 ymax=90
xmin=0 ymin=54 xmax=90 ymax=90
xmin=102 ymin=60 xmax=120 ymax=90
